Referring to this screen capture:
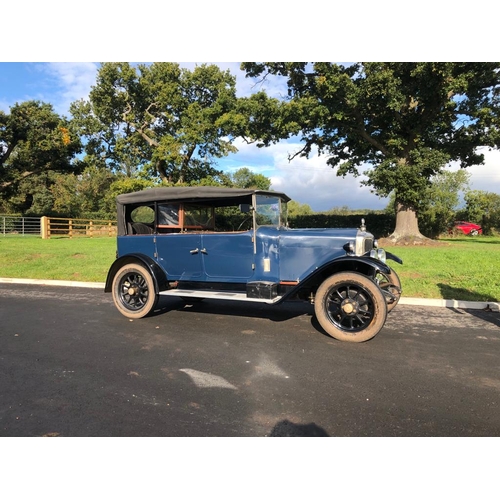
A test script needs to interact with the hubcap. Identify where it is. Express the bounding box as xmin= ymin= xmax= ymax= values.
xmin=119 ymin=273 xmax=149 ymax=311
xmin=325 ymin=283 xmax=374 ymax=332
xmin=341 ymin=298 xmax=357 ymax=315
